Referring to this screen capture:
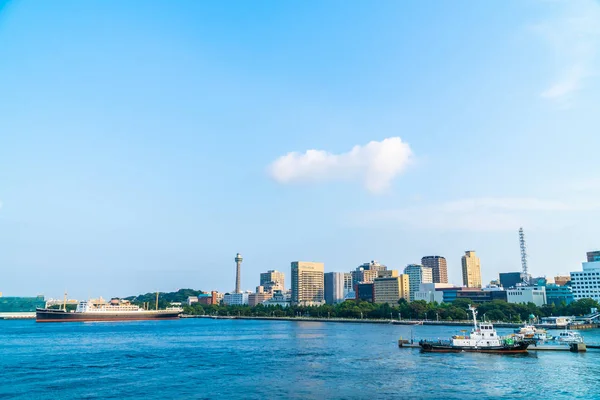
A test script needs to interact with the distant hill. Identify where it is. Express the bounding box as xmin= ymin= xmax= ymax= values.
xmin=124 ymin=288 xmax=206 ymax=308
